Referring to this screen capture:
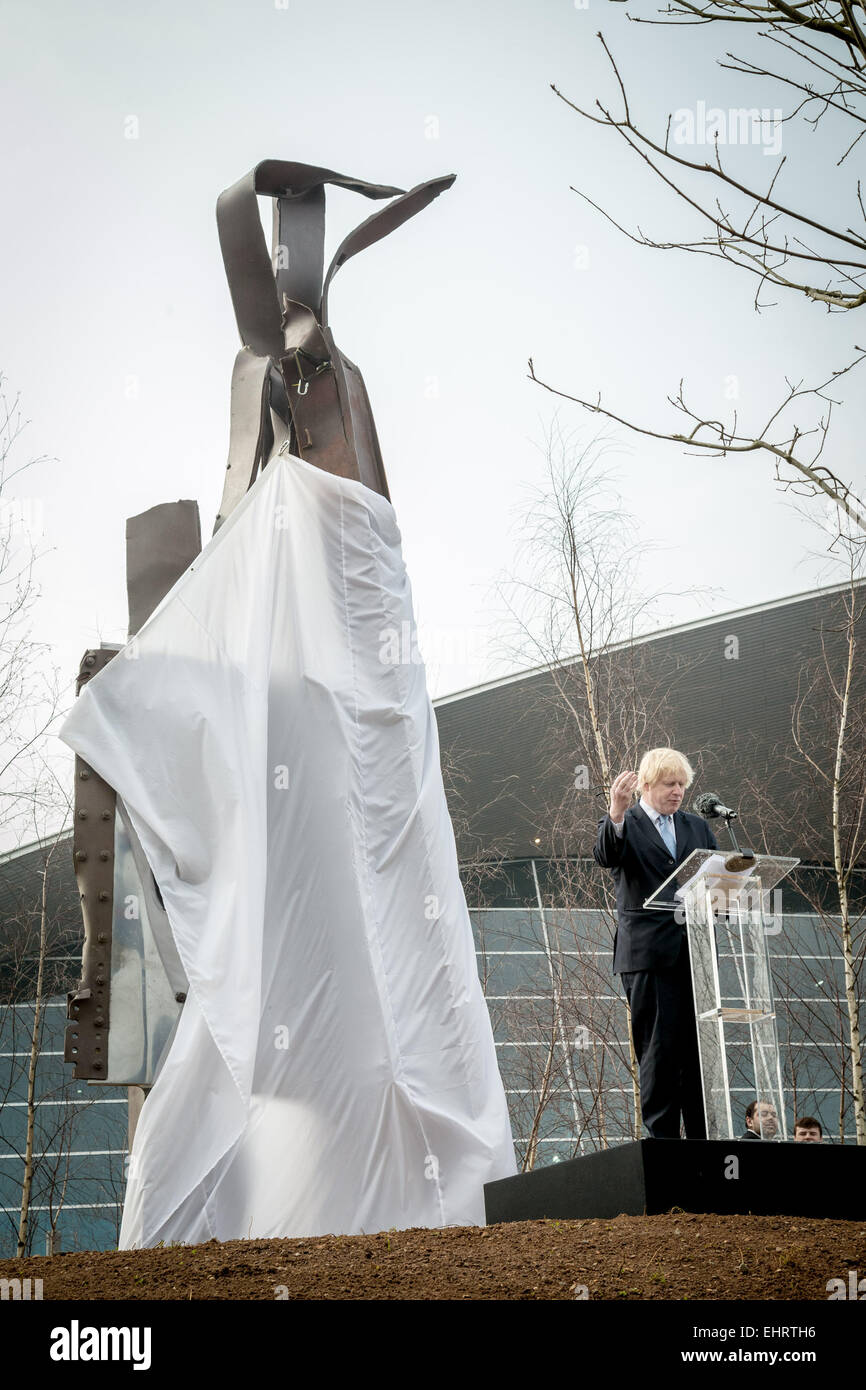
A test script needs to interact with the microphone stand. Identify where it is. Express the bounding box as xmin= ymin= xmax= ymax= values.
xmin=720 ymin=811 xmax=755 ymax=870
